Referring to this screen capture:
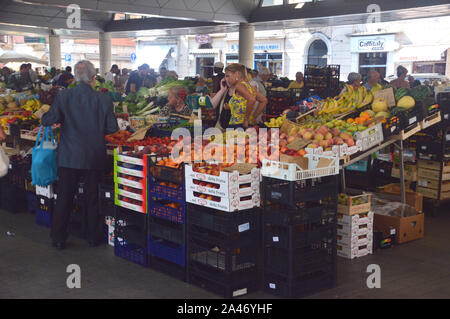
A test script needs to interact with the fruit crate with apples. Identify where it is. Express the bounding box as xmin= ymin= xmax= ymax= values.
xmin=185 ymin=163 xmax=260 ymax=199
xmin=113 ymin=147 xmax=149 ymax=214
xmin=337 ymin=192 xmax=372 ymax=216
xmin=261 ymin=154 xmax=339 ymax=182
xmin=353 ymin=123 xmax=384 ymax=152
xmin=186 ymin=190 xmax=260 ymax=213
